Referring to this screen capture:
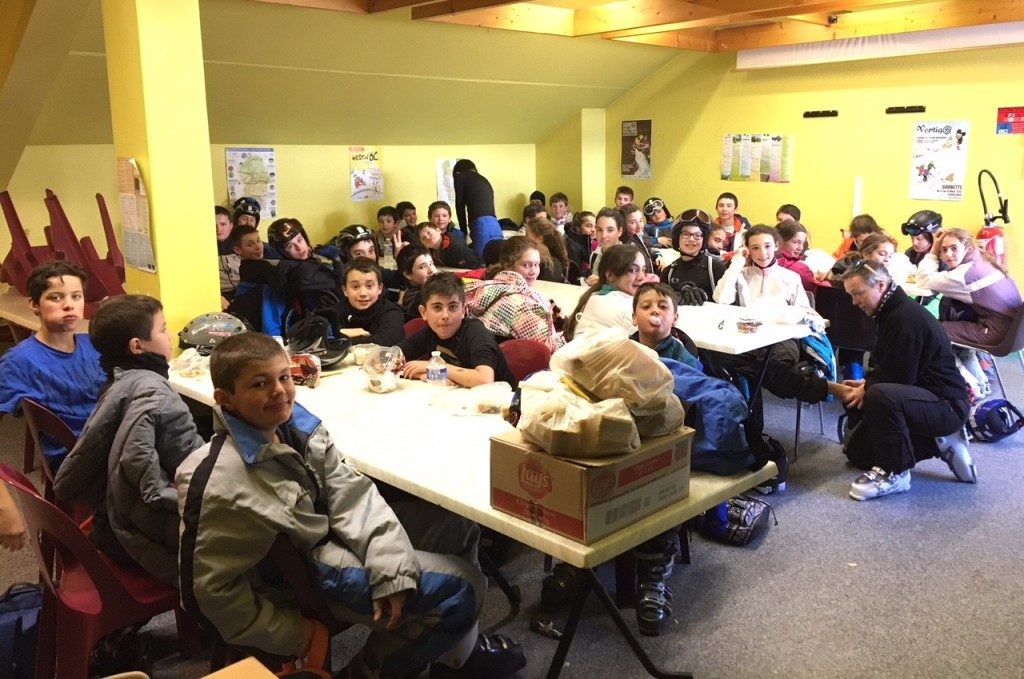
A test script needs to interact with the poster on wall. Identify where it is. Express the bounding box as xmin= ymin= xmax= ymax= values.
xmin=436 ymin=158 xmax=457 ymax=203
xmin=996 ymin=106 xmax=1024 ymax=134
xmin=621 ymin=120 xmax=652 ymax=179
xmin=720 ymin=133 xmax=792 ymax=183
xmin=909 ymin=120 xmax=969 ymax=201
xmin=226 ymin=147 xmax=277 ymax=220
xmin=116 ymin=157 xmax=156 ymax=272
xmin=350 ymin=146 xmax=384 ymax=202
